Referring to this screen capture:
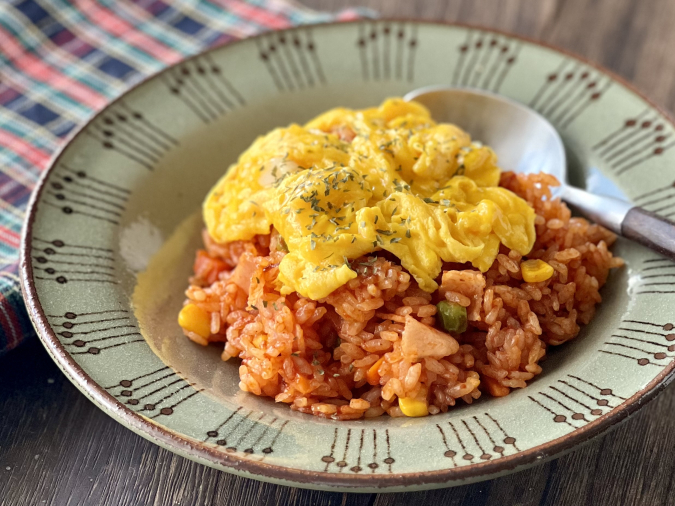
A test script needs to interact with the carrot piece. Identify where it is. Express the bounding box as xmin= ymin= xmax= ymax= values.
xmin=366 ymin=357 xmax=385 ymax=386
xmin=296 ymin=376 xmax=312 ymax=395
xmin=483 ymin=376 xmax=510 ymax=397
xmin=194 ymin=250 xmax=228 ymax=285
